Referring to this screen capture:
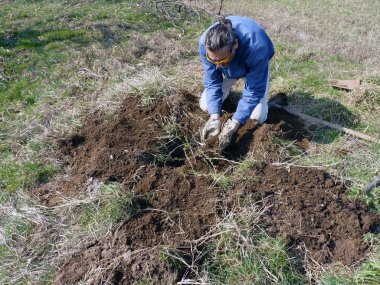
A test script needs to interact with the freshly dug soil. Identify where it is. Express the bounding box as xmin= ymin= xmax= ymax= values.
xmin=54 ymin=167 xmax=220 ymax=284
xmin=35 ymin=92 xmax=379 ymax=284
xmin=238 ymin=162 xmax=378 ymax=265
